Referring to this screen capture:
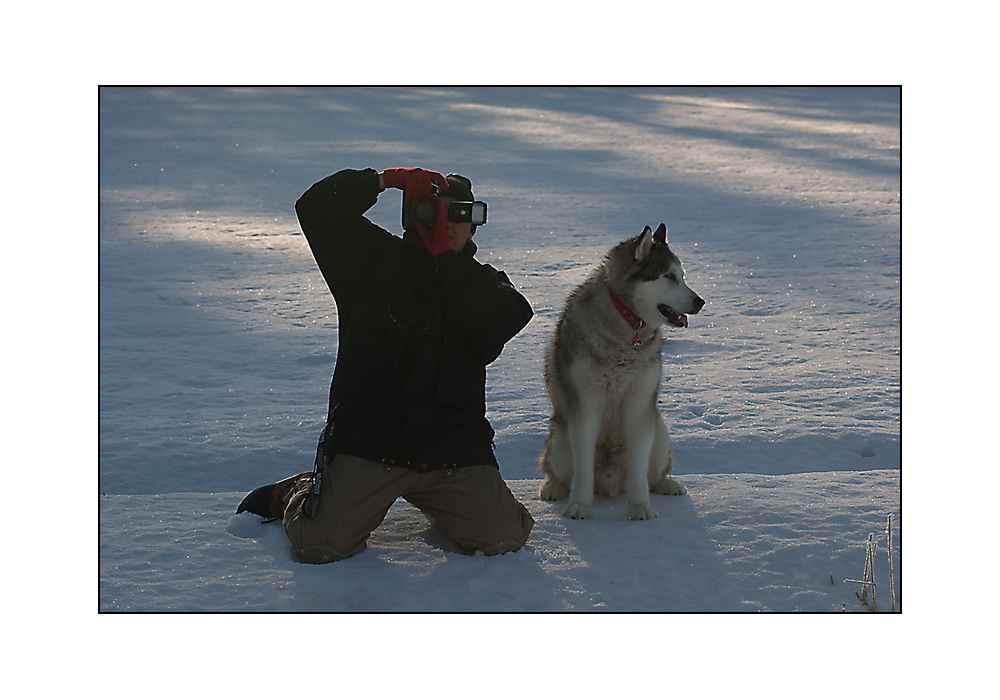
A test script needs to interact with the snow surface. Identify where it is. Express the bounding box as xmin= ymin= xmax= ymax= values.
xmin=99 ymin=87 xmax=901 ymax=613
